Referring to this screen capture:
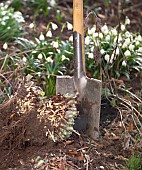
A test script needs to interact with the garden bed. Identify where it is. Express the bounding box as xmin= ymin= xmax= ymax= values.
xmin=0 ymin=0 xmax=142 ymax=169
